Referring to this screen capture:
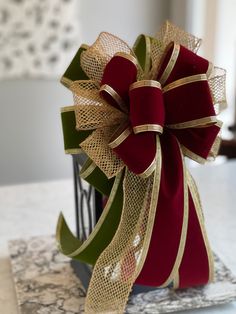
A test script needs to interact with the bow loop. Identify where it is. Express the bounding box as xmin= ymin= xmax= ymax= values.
xmin=157 ymin=42 xmax=212 ymax=86
xmin=109 ymin=126 xmax=157 ymax=178
xmin=100 ymin=53 xmax=139 ymax=112
xmin=171 ymin=124 xmax=221 ymax=163
xmin=163 ymin=74 xmax=216 ymax=126
xmin=152 ymin=42 xmax=220 ymax=164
